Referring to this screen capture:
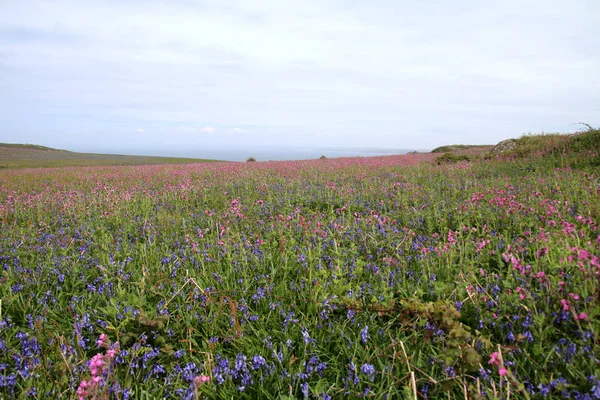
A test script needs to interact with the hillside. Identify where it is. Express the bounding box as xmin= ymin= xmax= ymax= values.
xmin=0 ymin=143 xmax=222 ymax=168
xmin=431 ymin=144 xmax=494 ymax=153
xmin=433 ymin=128 xmax=600 ymax=168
